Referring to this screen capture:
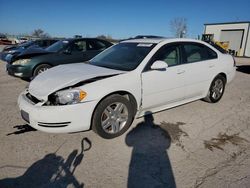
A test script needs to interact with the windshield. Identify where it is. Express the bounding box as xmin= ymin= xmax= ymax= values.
xmin=46 ymin=40 xmax=69 ymax=52
xmin=90 ymin=42 xmax=155 ymax=71
xmin=18 ymin=41 xmax=34 ymax=48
